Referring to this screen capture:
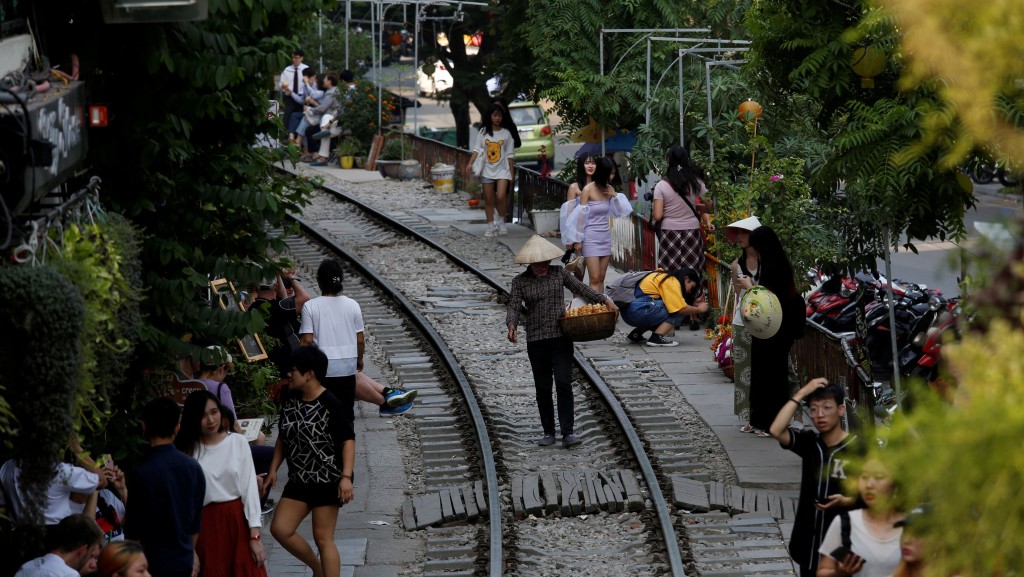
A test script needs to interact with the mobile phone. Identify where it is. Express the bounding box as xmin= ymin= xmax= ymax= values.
xmin=816 ymin=496 xmax=830 ymax=505
xmin=830 ymin=546 xmax=854 ymax=560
